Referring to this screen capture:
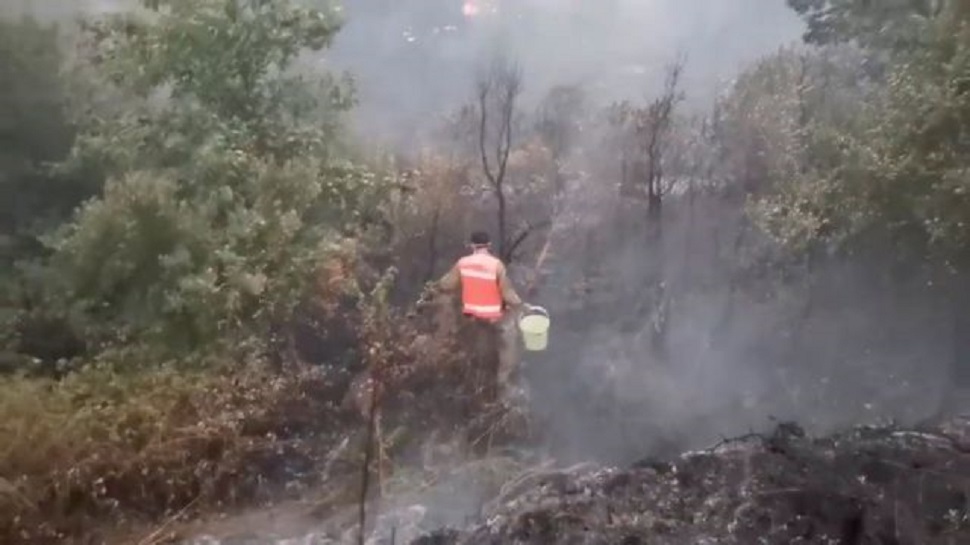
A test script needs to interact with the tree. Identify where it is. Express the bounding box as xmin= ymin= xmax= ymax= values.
xmin=787 ymin=0 xmax=948 ymax=52
xmin=609 ymin=59 xmax=685 ymax=230
xmin=0 ymin=17 xmax=92 ymax=271
xmin=764 ymin=0 xmax=970 ymax=413
xmin=535 ymin=84 xmax=587 ymax=182
xmin=0 ymin=15 xmax=103 ymax=367
xmin=45 ymin=0 xmax=378 ymax=363
xmin=761 ymin=4 xmax=970 ymax=262
xmin=77 ymin=0 xmax=354 ymax=168
xmin=475 ymin=52 xmax=523 ymax=262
